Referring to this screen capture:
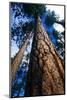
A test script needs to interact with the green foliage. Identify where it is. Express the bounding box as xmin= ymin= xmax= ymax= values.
xmin=22 ymin=21 xmax=34 ymax=32
xmin=23 ymin=3 xmax=46 ymax=17
xmin=53 ymin=29 xmax=59 ymax=39
xmin=58 ymin=42 xmax=63 ymax=48
xmin=45 ymin=10 xmax=58 ymax=26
